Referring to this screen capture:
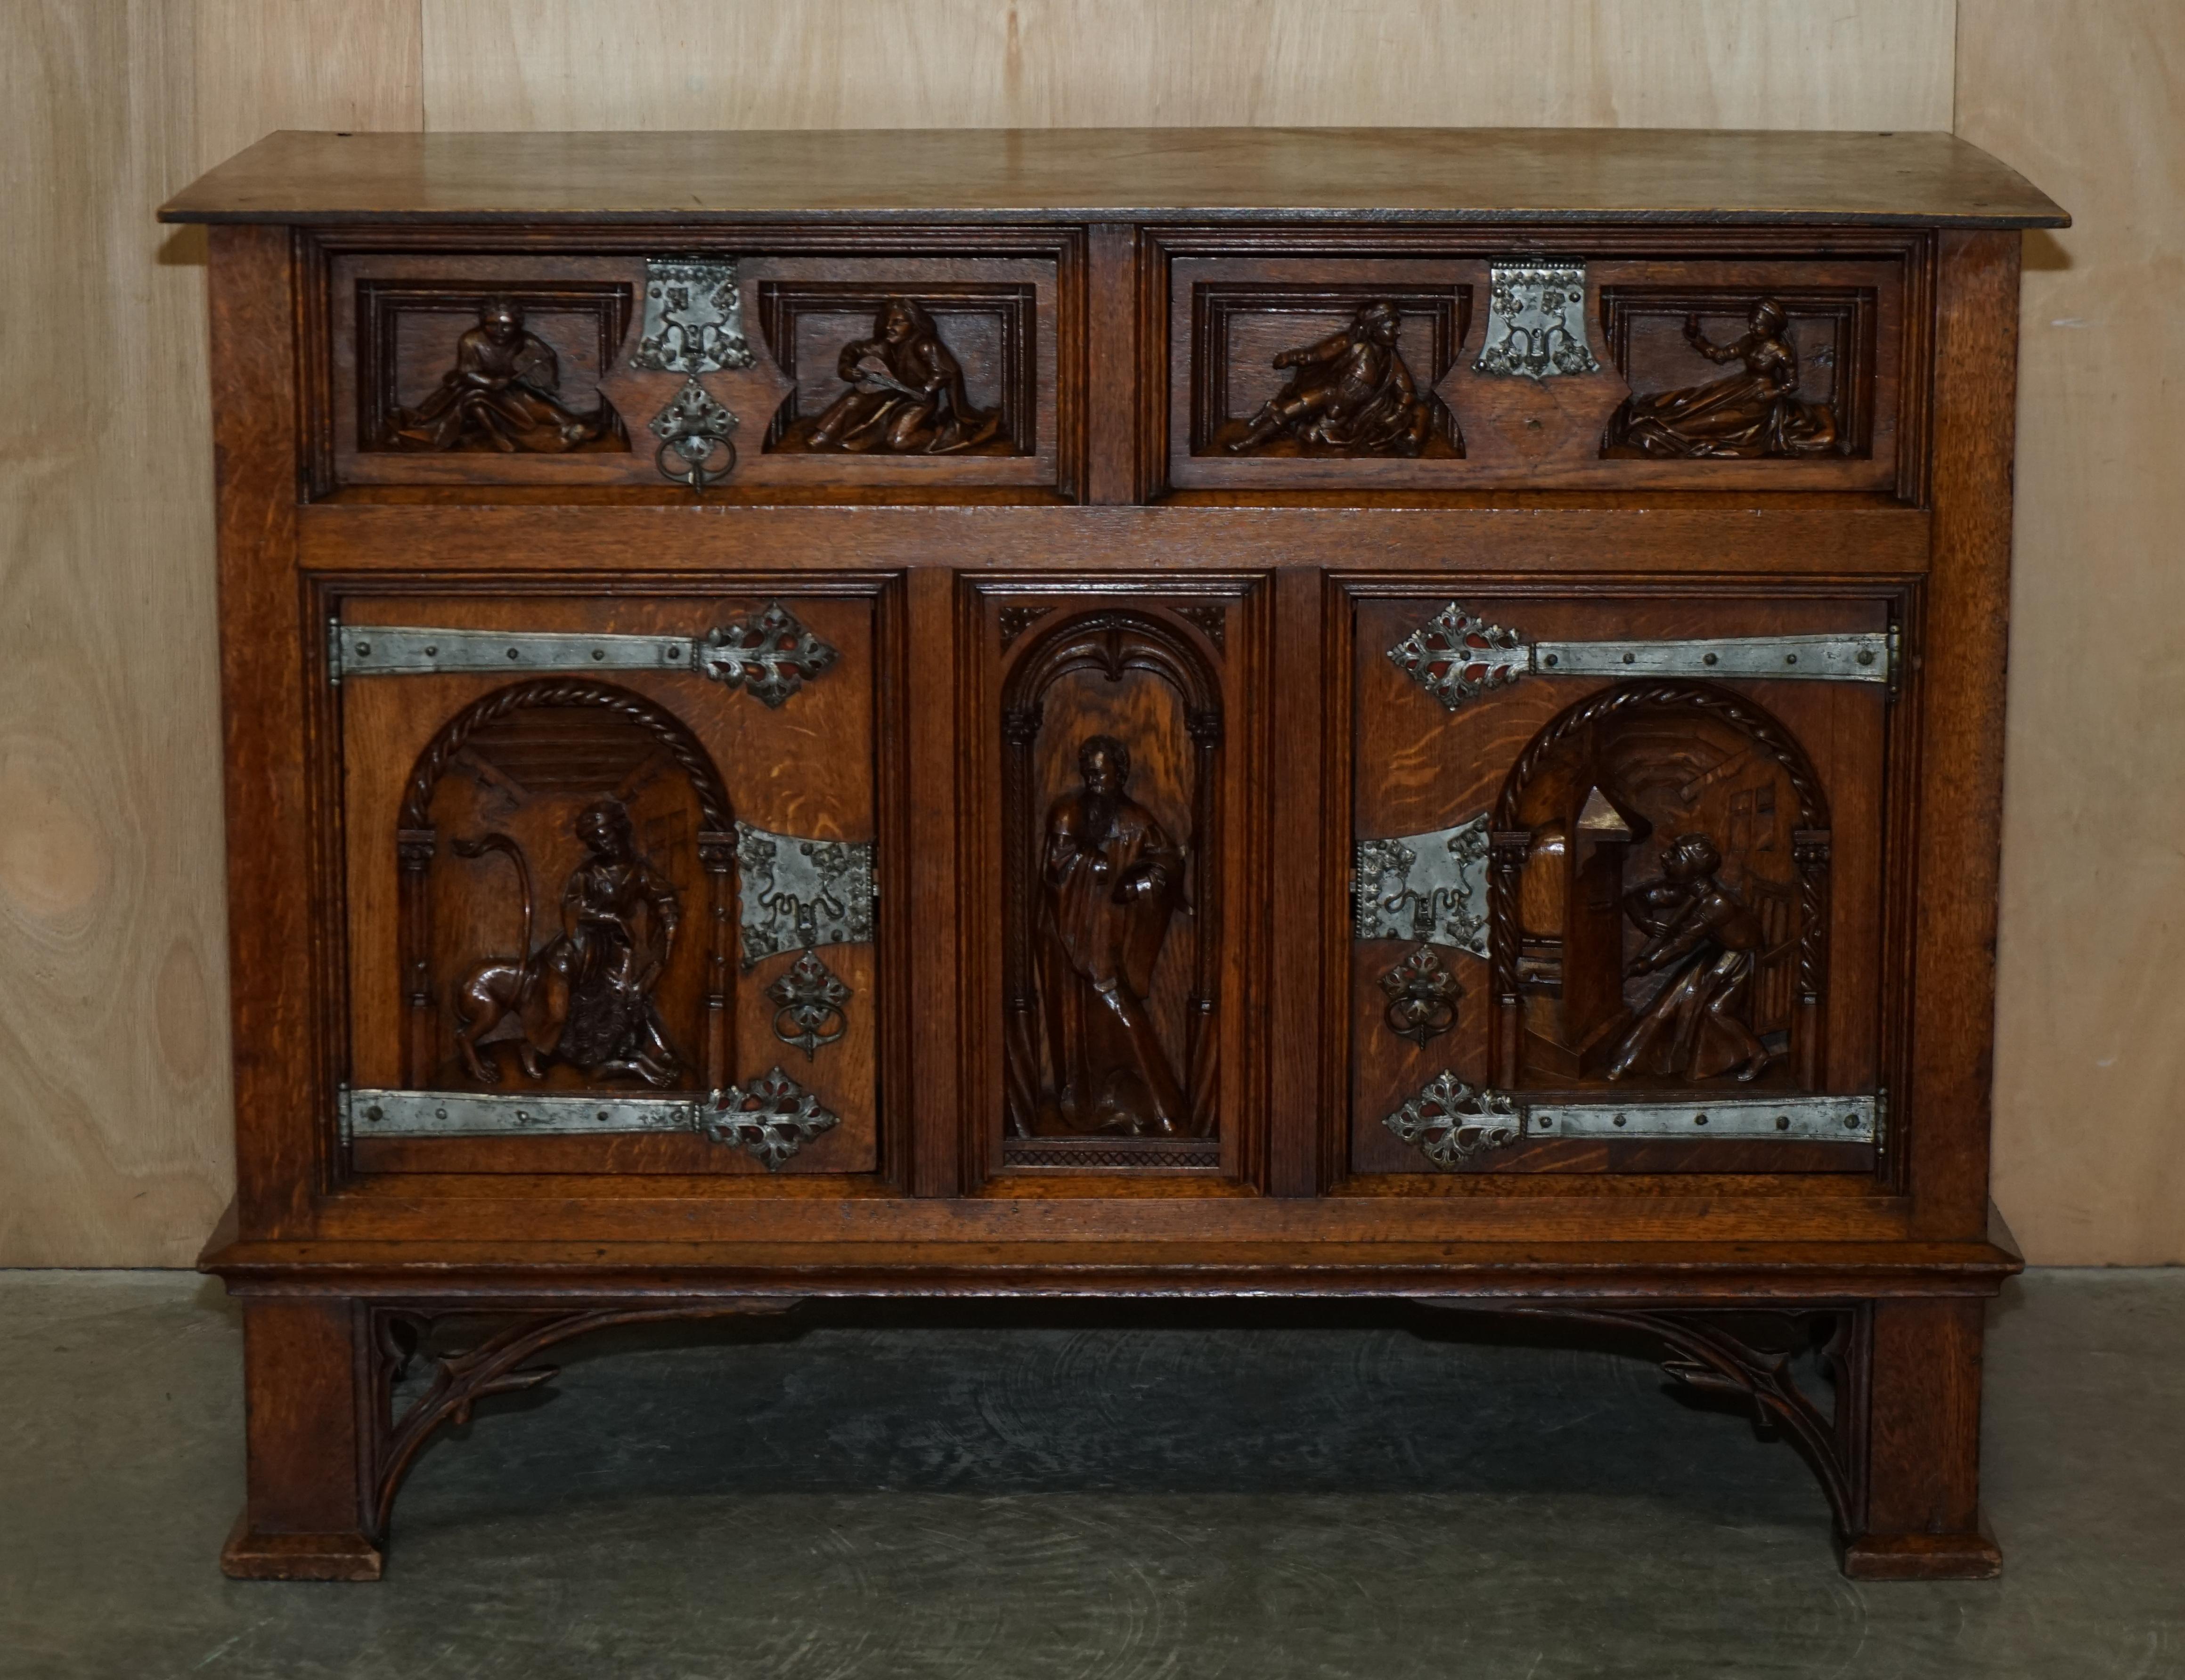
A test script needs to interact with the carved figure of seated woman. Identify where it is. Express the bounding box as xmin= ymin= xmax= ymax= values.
xmin=801 ymin=296 xmax=1002 ymax=454
xmin=1604 ymin=832 xmax=1773 ymax=1085
xmin=1611 ymin=298 xmax=1840 ymax=459
xmin=1226 ymin=299 xmax=1434 ymax=456
xmin=387 ymin=296 xmax=617 ymax=453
